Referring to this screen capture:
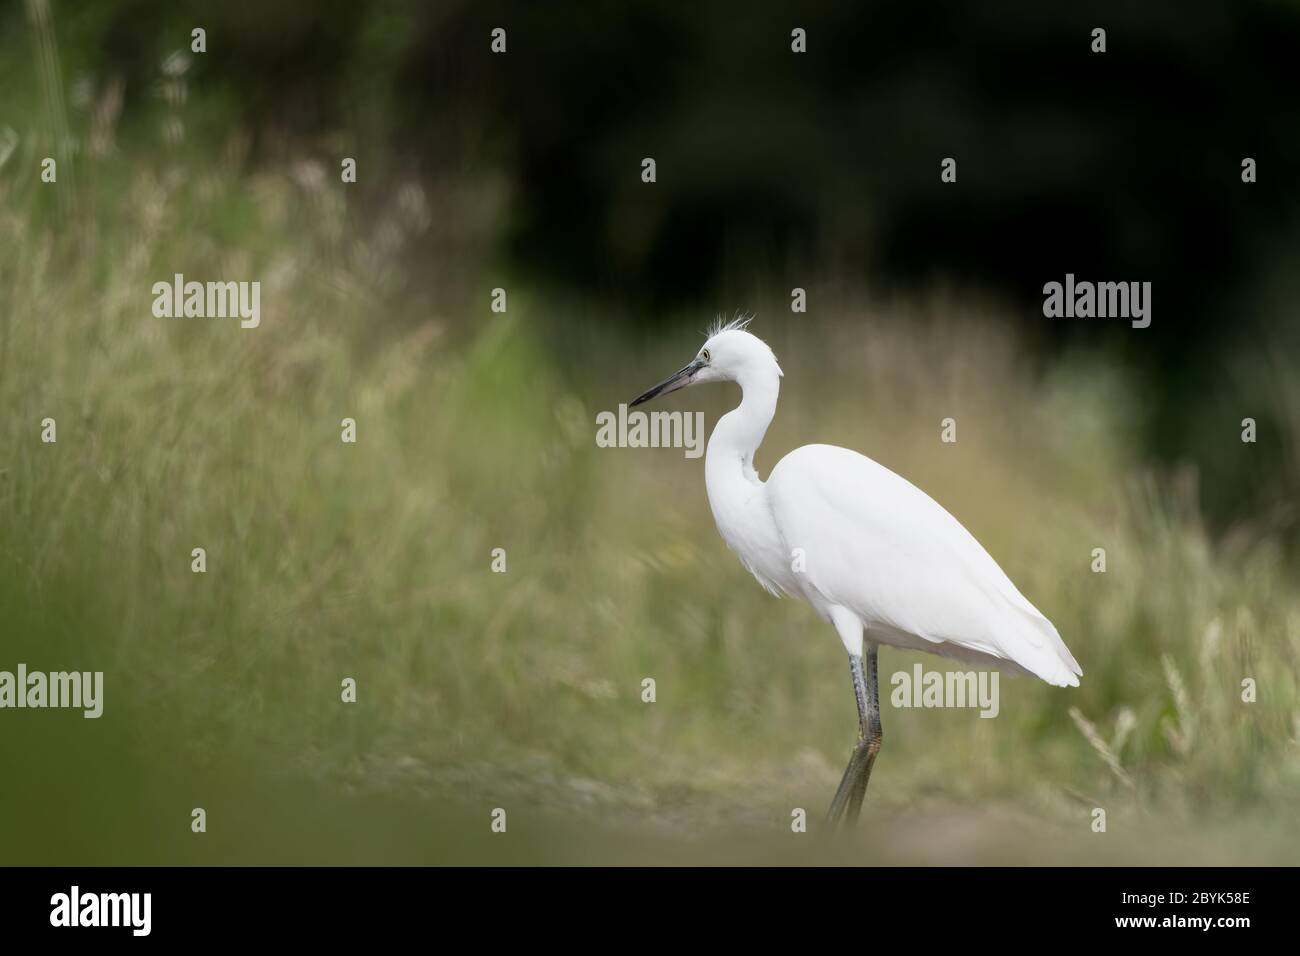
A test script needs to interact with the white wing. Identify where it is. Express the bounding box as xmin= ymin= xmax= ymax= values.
xmin=766 ymin=444 xmax=1081 ymax=687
